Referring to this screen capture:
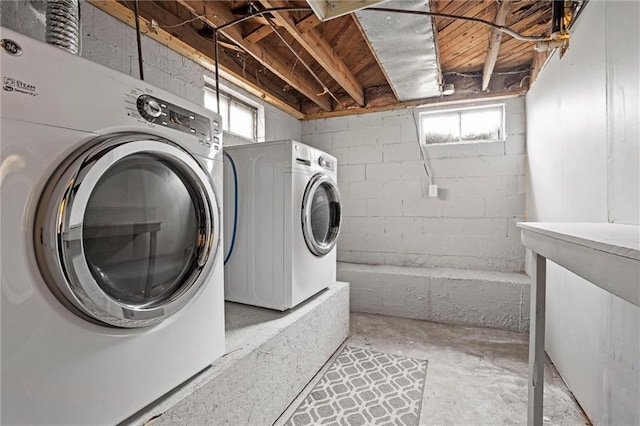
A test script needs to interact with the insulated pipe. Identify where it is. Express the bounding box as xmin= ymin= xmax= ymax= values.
xmin=45 ymin=0 xmax=79 ymax=54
